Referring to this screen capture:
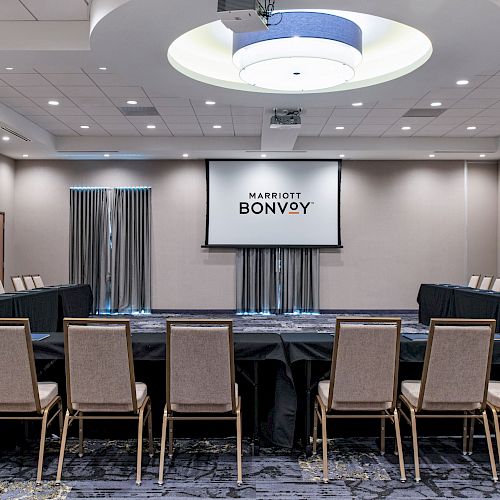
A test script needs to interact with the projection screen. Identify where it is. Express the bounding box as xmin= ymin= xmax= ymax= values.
xmin=205 ymin=160 xmax=341 ymax=247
